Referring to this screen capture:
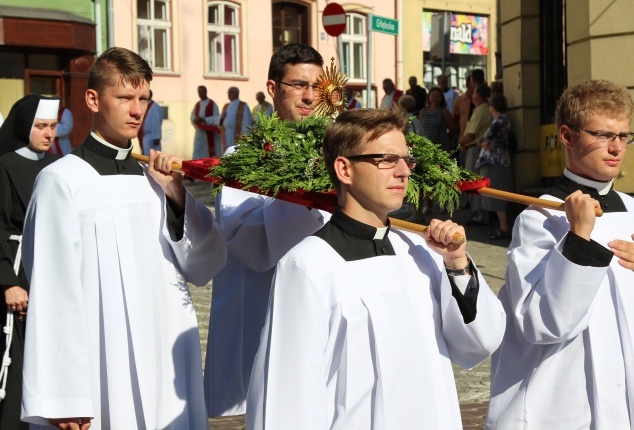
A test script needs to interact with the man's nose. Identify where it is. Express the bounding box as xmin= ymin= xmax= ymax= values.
xmin=131 ymin=99 xmax=144 ymax=117
xmin=395 ymin=159 xmax=411 ymax=177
